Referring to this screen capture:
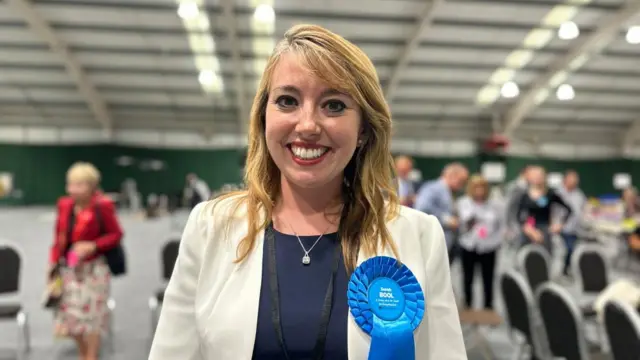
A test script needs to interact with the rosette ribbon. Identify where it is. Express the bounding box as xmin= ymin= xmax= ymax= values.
xmin=348 ymin=256 xmax=425 ymax=360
